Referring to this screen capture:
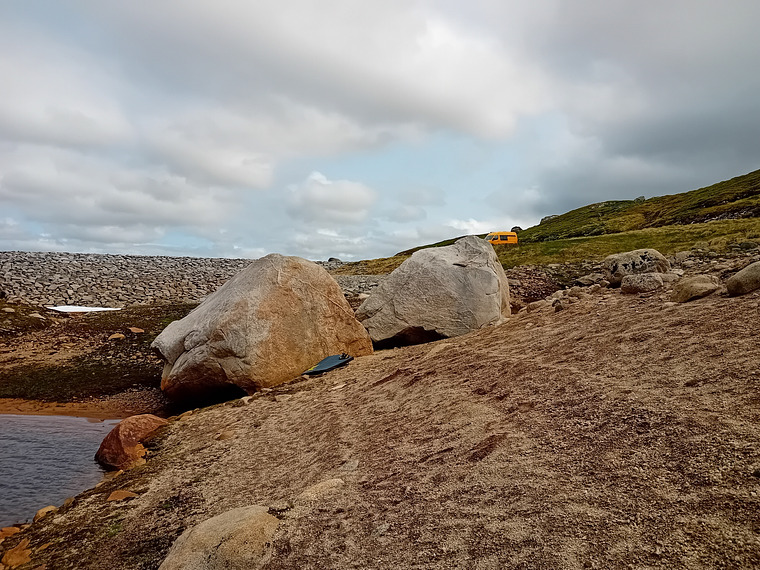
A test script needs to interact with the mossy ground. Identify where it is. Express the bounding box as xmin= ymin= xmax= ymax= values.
xmin=0 ymin=302 xmax=196 ymax=402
